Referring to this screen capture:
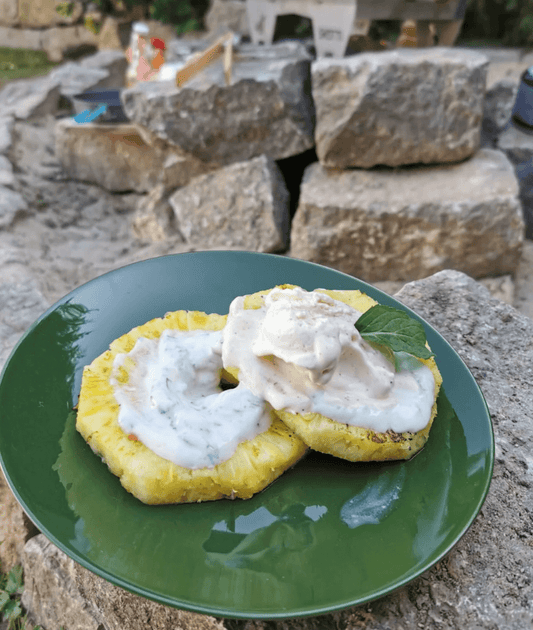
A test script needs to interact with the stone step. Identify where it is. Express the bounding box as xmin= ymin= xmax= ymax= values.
xmin=290 ymin=148 xmax=524 ymax=282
